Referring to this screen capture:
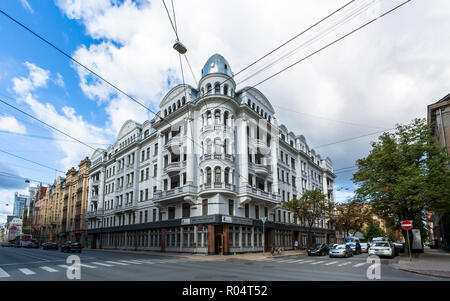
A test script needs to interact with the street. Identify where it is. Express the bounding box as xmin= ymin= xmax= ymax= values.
xmin=0 ymin=247 xmax=439 ymax=281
